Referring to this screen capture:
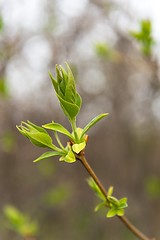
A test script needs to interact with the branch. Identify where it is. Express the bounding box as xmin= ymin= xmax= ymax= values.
xmin=78 ymin=154 xmax=155 ymax=240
